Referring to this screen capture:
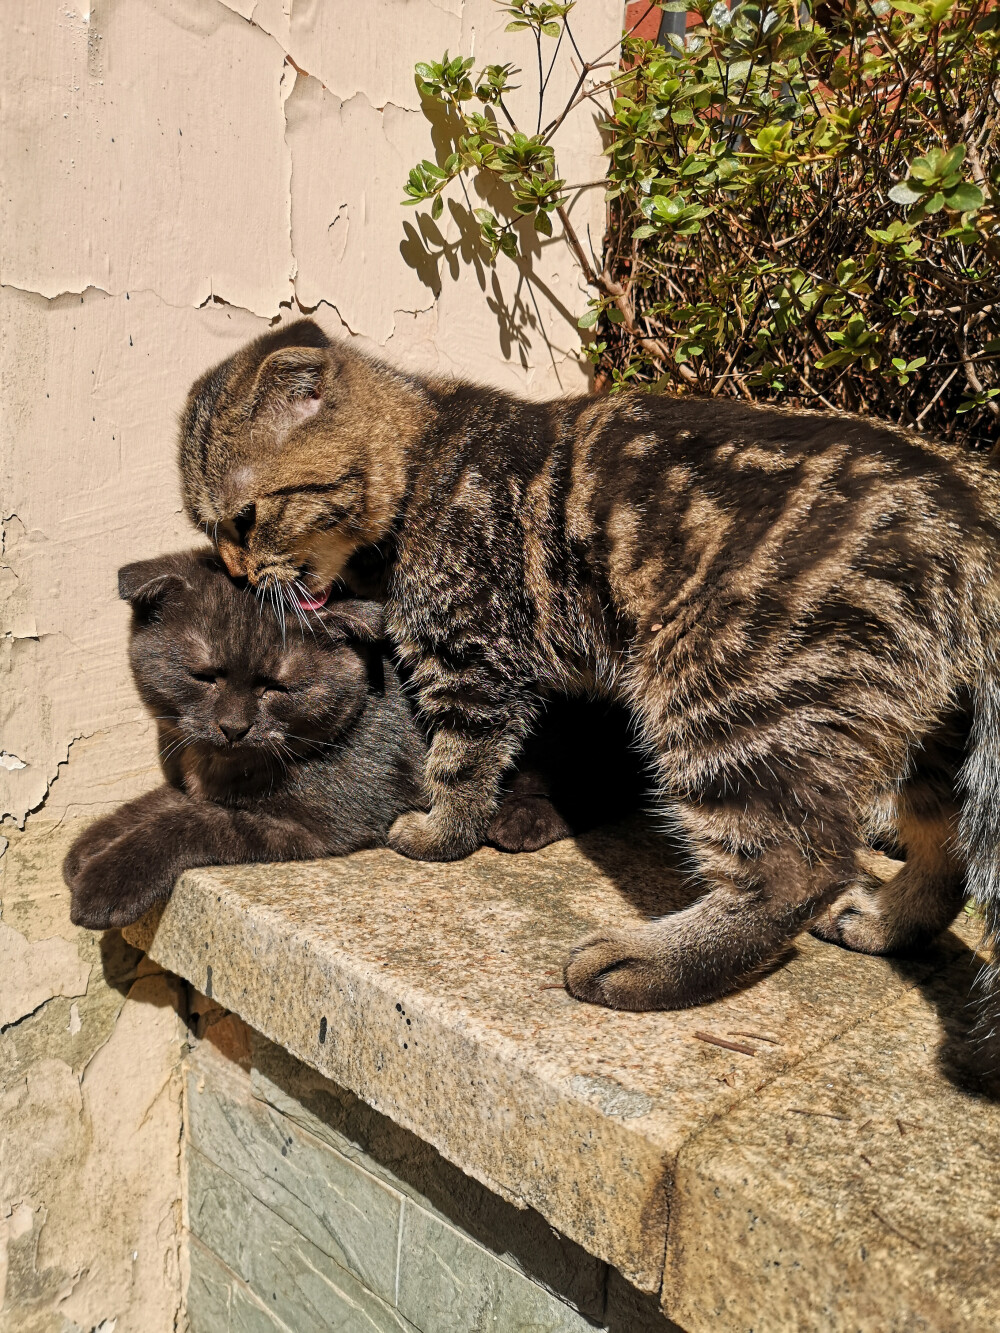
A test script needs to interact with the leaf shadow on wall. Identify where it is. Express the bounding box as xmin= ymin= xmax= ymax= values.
xmin=398 ymin=98 xmax=588 ymax=386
